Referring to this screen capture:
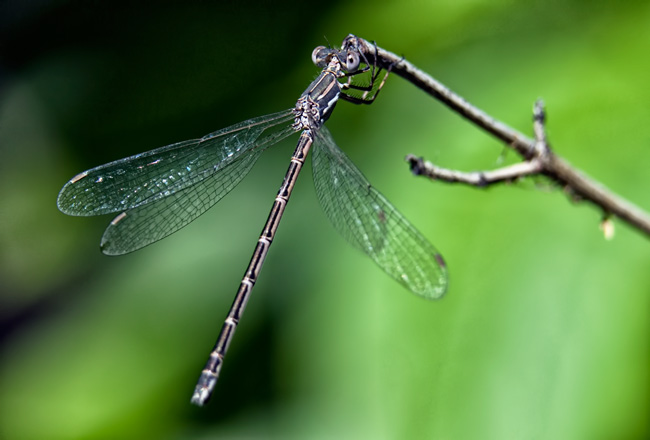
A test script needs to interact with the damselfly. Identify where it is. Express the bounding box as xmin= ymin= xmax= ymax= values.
xmin=57 ymin=34 xmax=448 ymax=406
